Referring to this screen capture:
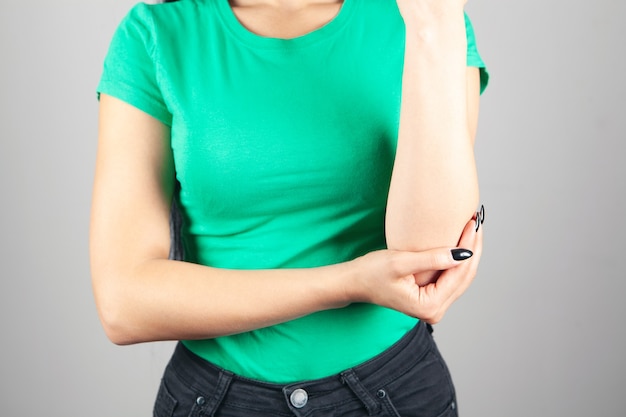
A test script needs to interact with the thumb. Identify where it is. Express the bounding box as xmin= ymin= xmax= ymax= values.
xmin=392 ymin=247 xmax=473 ymax=277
